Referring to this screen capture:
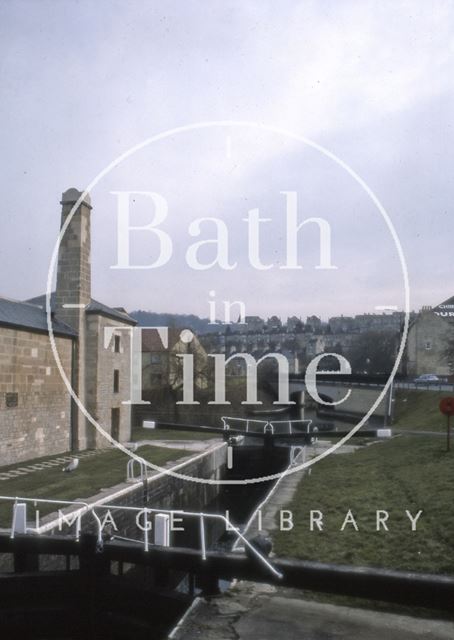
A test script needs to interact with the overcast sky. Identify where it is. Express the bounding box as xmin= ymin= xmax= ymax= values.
xmin=1 ymin=0 xmax=453 ymax=321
